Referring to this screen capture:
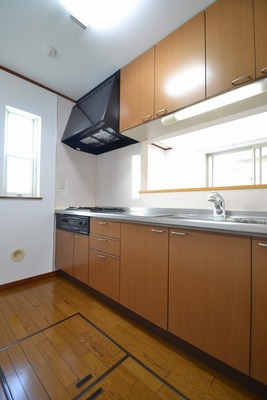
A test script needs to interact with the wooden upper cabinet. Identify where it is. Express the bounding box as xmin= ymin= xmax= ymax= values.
xmin=120 ymin=47 xmax=154 ymax=132
xmin=154 ymin=11 xmax=205 ymax=118
xmin=250 ymin=238 xmax=267 ymax=385
xmin=254 ymin=0 xmax=267 ymax=79
xmin=206 ymin=0 xmax=255 ymax=98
